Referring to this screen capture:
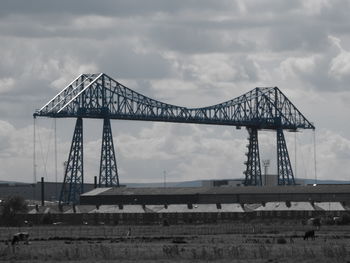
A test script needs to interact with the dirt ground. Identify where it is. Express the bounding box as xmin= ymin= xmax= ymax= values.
xmin=0 ymin=223 xmax=350 ymax=262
